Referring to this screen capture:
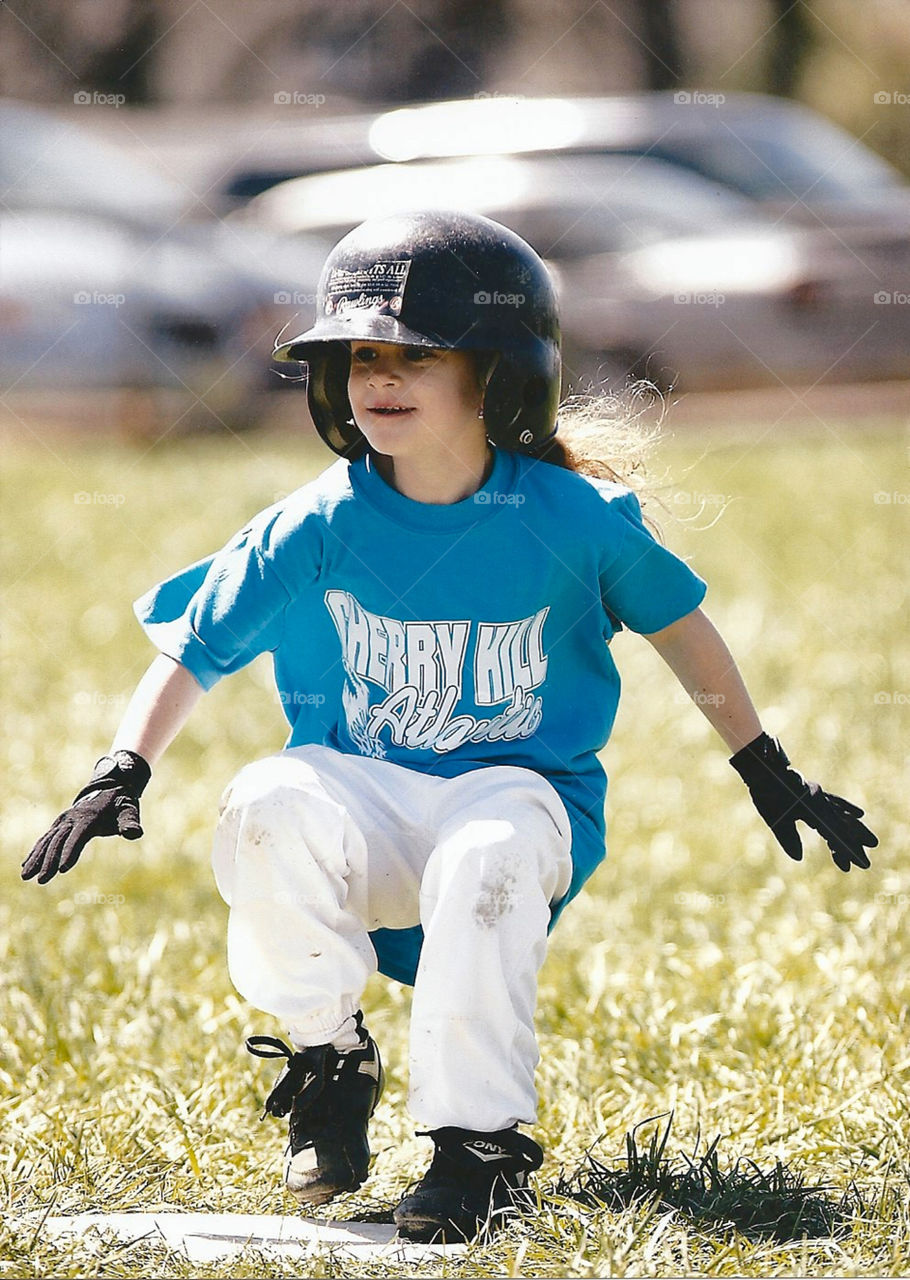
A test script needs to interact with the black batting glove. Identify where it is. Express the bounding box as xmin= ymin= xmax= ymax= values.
xmin=730 ymin=732 xmax=877 ymax=872
xmin=22 ymin=750 xmax=151 ymax=885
